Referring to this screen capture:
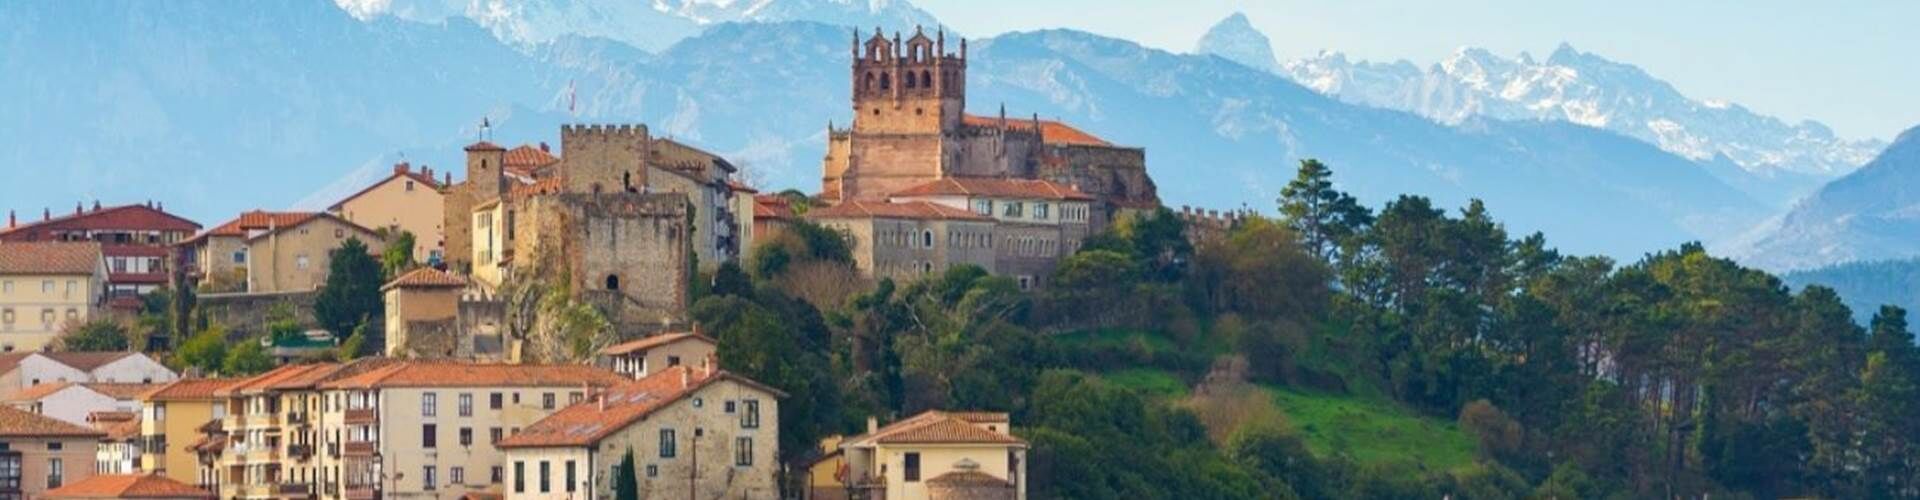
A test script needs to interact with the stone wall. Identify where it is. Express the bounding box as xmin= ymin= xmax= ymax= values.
xmin=198 ymin=290 xmax=326 ymax=337
xmin=560 ymin=124 xmax=651 ymax=194
xmin=518 ymin=193 xmax=690 ymax=330
xmin=844 ymin=133 xmax=945 ymax=202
